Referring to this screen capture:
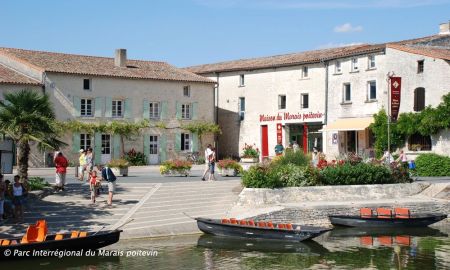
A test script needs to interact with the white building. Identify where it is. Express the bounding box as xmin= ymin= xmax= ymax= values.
xmin=187 ymin=22 xmax=450 ymax=160
xmin=0 ymin=48 xmax=216 ymax=166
